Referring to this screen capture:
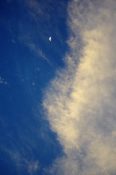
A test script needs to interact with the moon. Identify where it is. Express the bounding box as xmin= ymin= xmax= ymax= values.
xmin=49 ymin=36 xmax=52 ymax=42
